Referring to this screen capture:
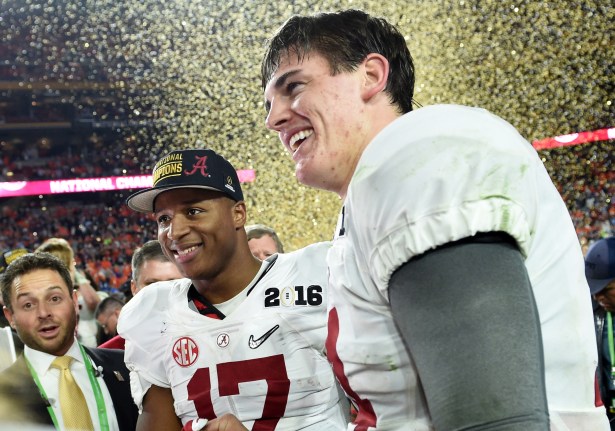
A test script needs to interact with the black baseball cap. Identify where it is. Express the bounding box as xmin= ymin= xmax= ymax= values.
xmin=0 ymin=248 xmax=29 ymax=274
xmin=585 ymin=237 xmax=615 ymax=295
xmin=126 ymin=149 xmax=244 ymax=213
